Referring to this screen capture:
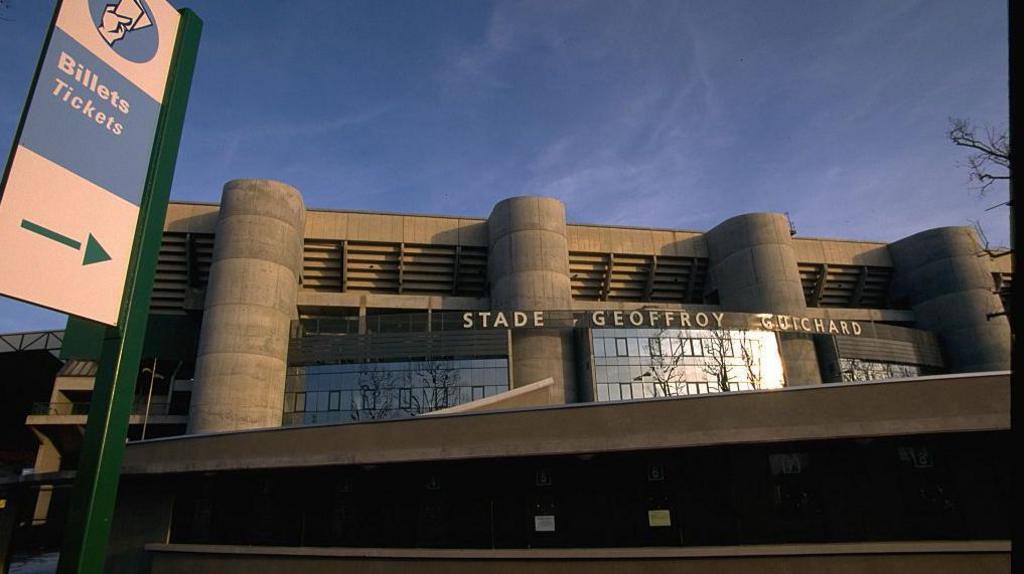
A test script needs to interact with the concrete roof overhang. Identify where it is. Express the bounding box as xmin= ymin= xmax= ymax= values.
xmin=121 ymin=372 xmax=1009 ymax=476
